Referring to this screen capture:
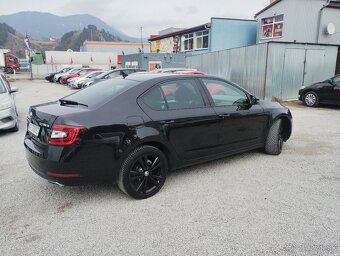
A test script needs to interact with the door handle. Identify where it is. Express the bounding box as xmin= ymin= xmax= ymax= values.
xmin=160 ymin=120 xmax=175 ymax=125
xmin=218 ymin=114 xmax=230 ymax=118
